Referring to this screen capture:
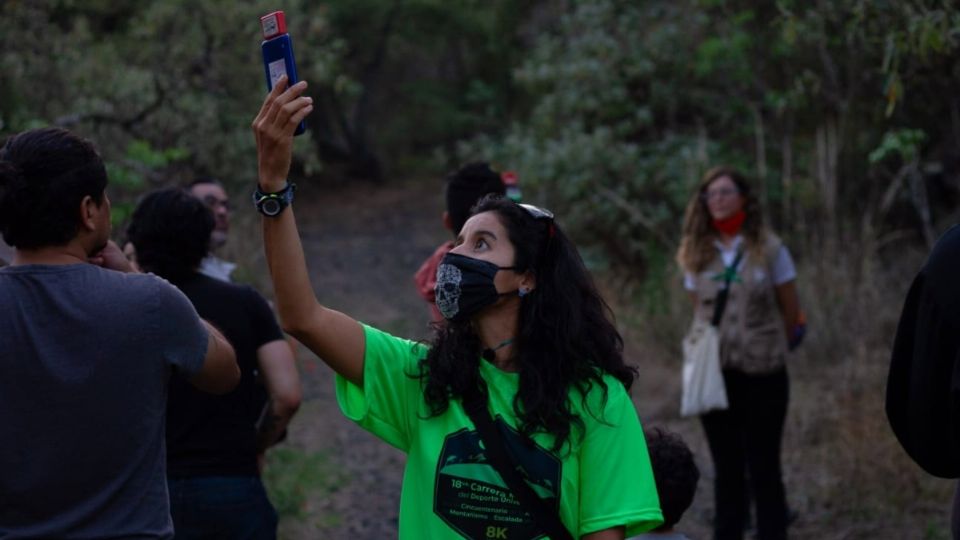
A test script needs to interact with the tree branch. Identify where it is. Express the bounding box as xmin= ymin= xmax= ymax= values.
xmin=54 ymin=75 xmax=166 ymax=133
xmin=595 ymin=186 xmax=674 ymax=250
